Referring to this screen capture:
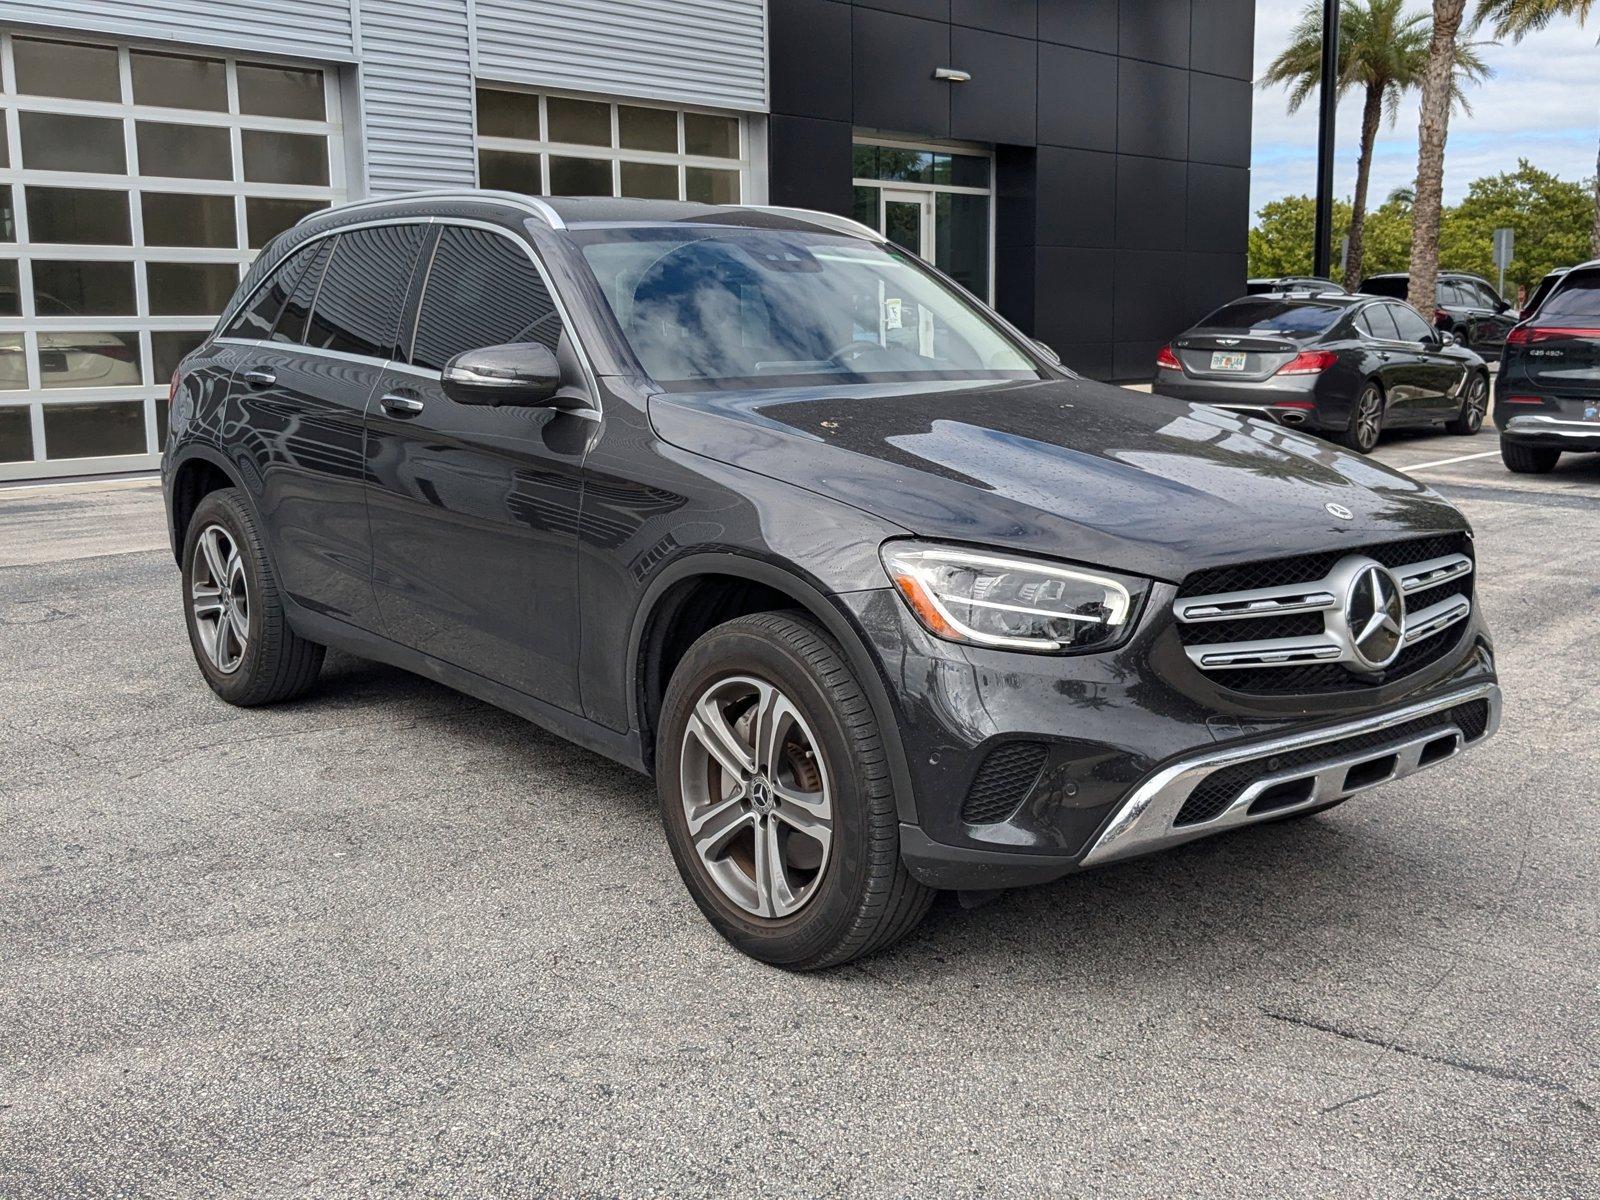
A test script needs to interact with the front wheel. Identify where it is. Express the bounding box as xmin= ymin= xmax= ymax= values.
xmin=1337 ymin=382 xmax=1385 ymax=453
xmin=656 ymin=612 xmax=932 ymax=969
xmin=1446 ymin=373 xmax=1489 ymax=435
